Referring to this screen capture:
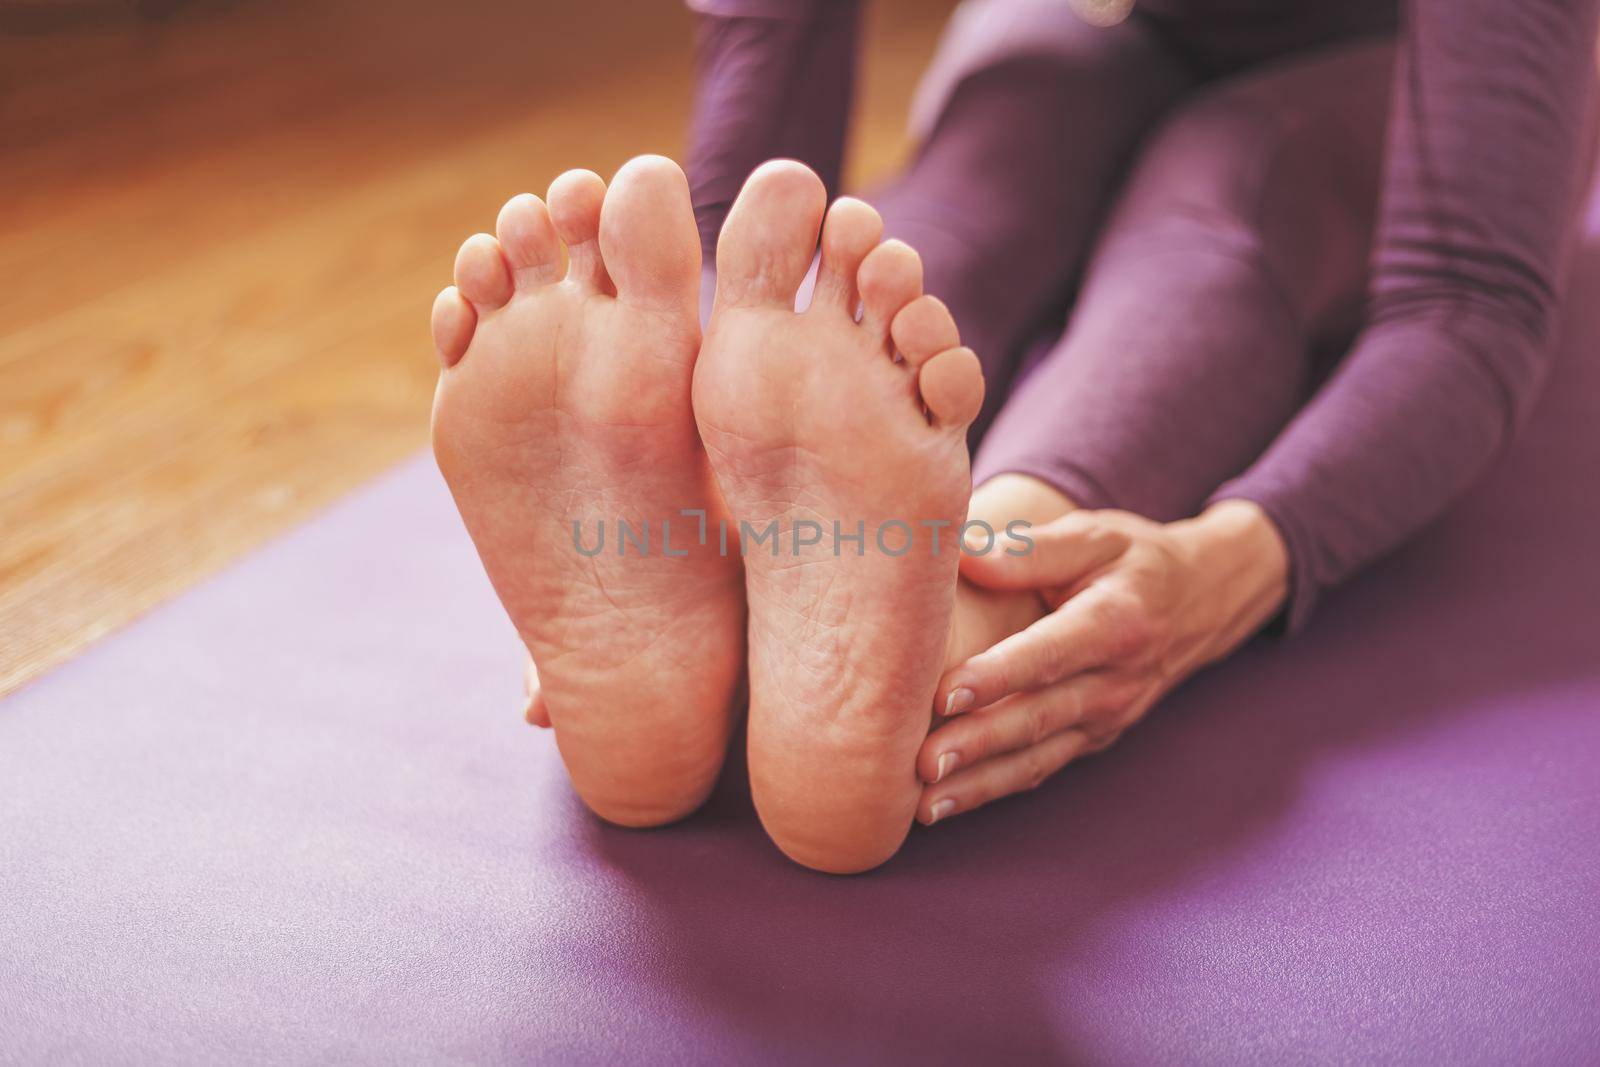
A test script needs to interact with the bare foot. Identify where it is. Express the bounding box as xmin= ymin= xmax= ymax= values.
xmin=695 ymin=161 xmax=986 ymax=873
xmin=430 ymin=156 xmax=744 ymax=827
xmin=918 ymin=474 xmax=1079 ymax=793
xmin=943 ymin=474 xmax=1080 ymax=672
